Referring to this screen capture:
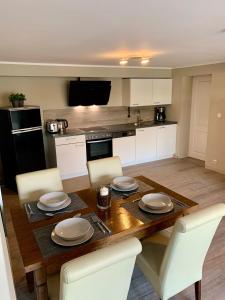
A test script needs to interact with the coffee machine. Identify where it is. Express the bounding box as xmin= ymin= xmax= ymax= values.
xmin=154 ymin=106 xmax=166 ymax=122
